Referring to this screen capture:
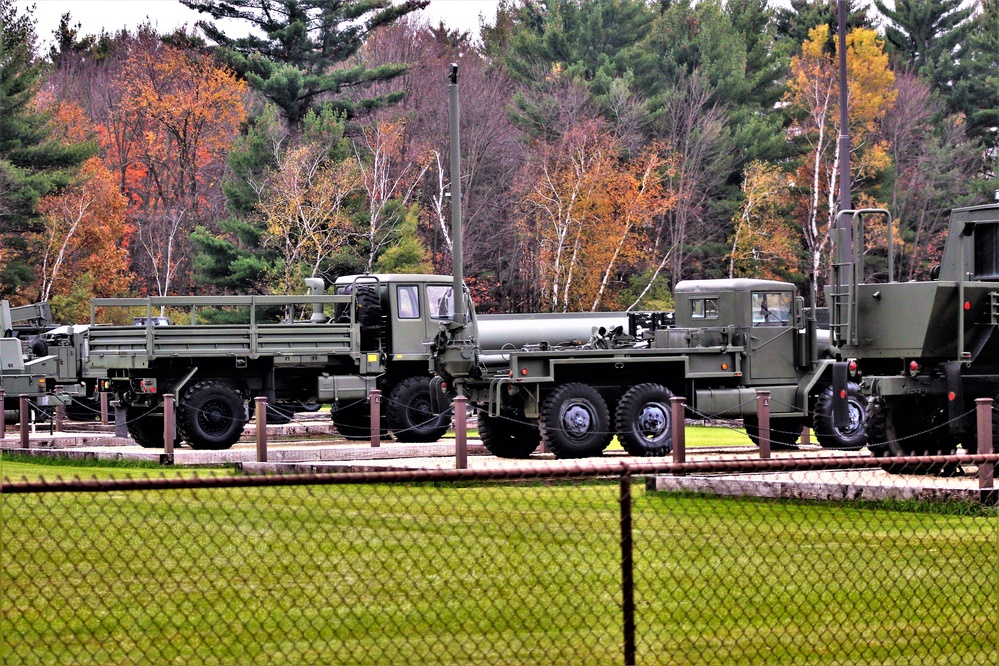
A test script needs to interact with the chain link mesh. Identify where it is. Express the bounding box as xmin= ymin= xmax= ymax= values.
xmin=2 ymin=463 xmax=997 ymax=665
